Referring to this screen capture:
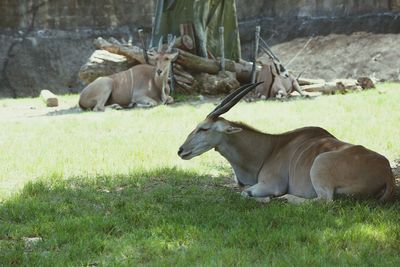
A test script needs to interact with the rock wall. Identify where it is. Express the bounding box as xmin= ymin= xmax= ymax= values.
xmin=236 ymin=0 xmax=400 ymax=19
xmin=0 ymin=0 xmax=399 ymax=97
xmin=0 ymin=0 xmax=154 ymax=30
